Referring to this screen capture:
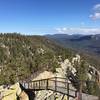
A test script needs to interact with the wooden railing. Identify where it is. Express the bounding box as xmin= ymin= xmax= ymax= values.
xmin=21 ymin=77 xmax=99 ymax=100
xmin=21 ymin=77 xmax=77 ymax=99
